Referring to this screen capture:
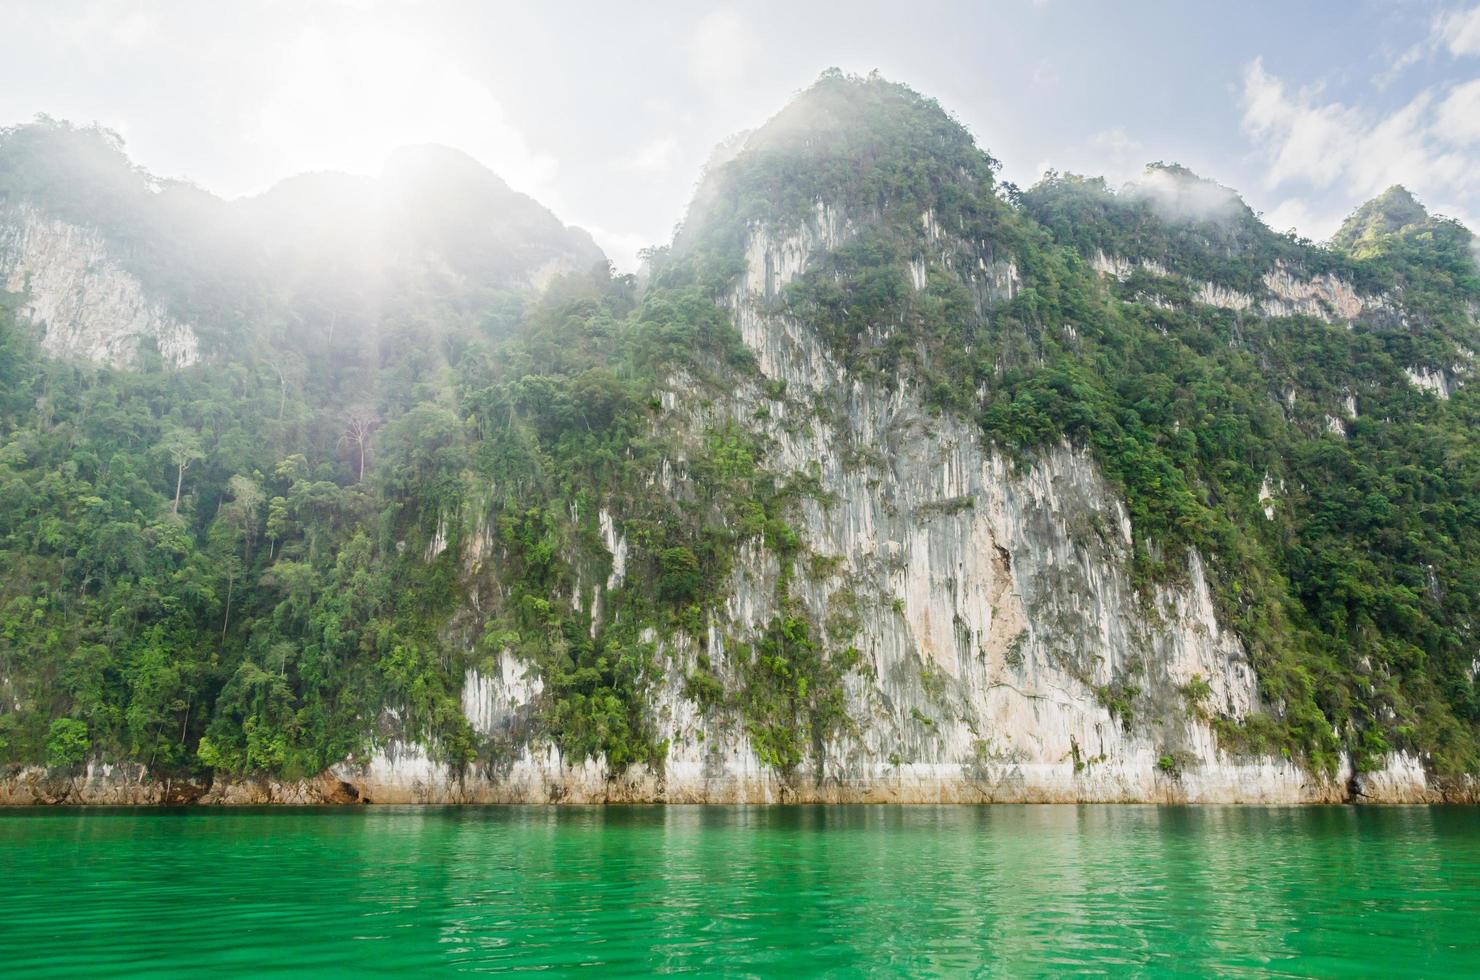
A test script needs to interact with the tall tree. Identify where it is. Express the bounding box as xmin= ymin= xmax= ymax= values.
xmin=160 ymin=427 xmax=204 ymax=515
